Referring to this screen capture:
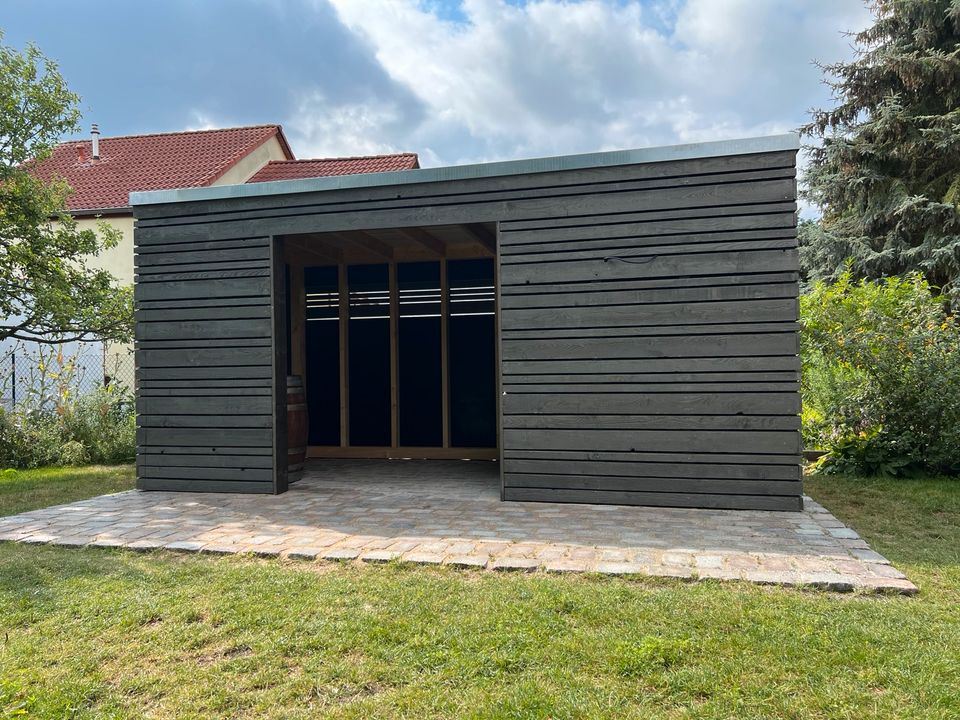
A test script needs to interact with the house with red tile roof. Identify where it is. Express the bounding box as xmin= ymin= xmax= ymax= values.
xmin=246 ymin=154 xmax=419 ymax=183
xmin=25 ymin=124 xmax=419 ymax=376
